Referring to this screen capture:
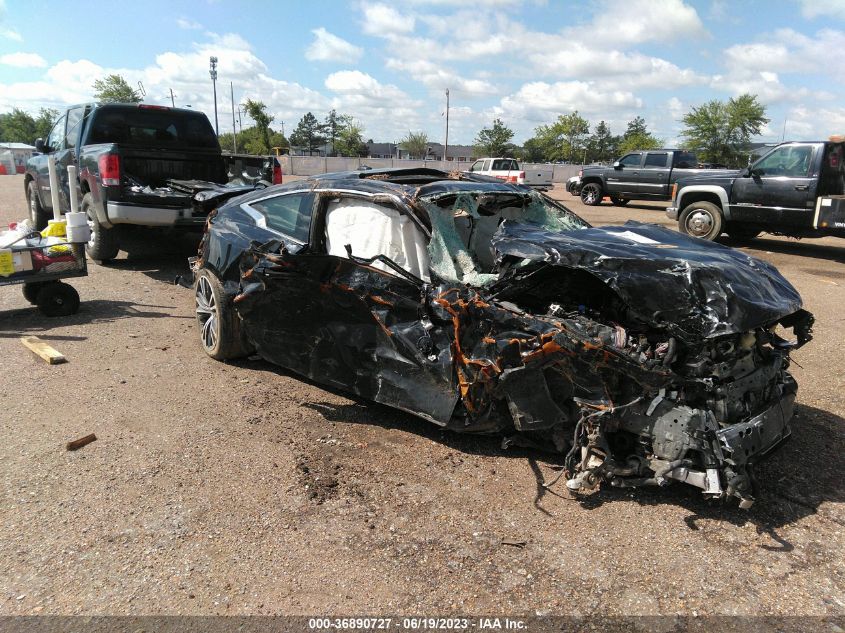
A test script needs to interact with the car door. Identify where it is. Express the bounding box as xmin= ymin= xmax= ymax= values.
xmin=639 ymin=151 xmax=670 ymax=196
xmin=248 ymin=191 xmax=459 ymax=423
xmin=36 ymin=114 xmax=66 ymax=212
xmin=606 ymin=153 xmax=643 ymax=194
xmin=730 ymin=144 xmax=818 ymax=227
